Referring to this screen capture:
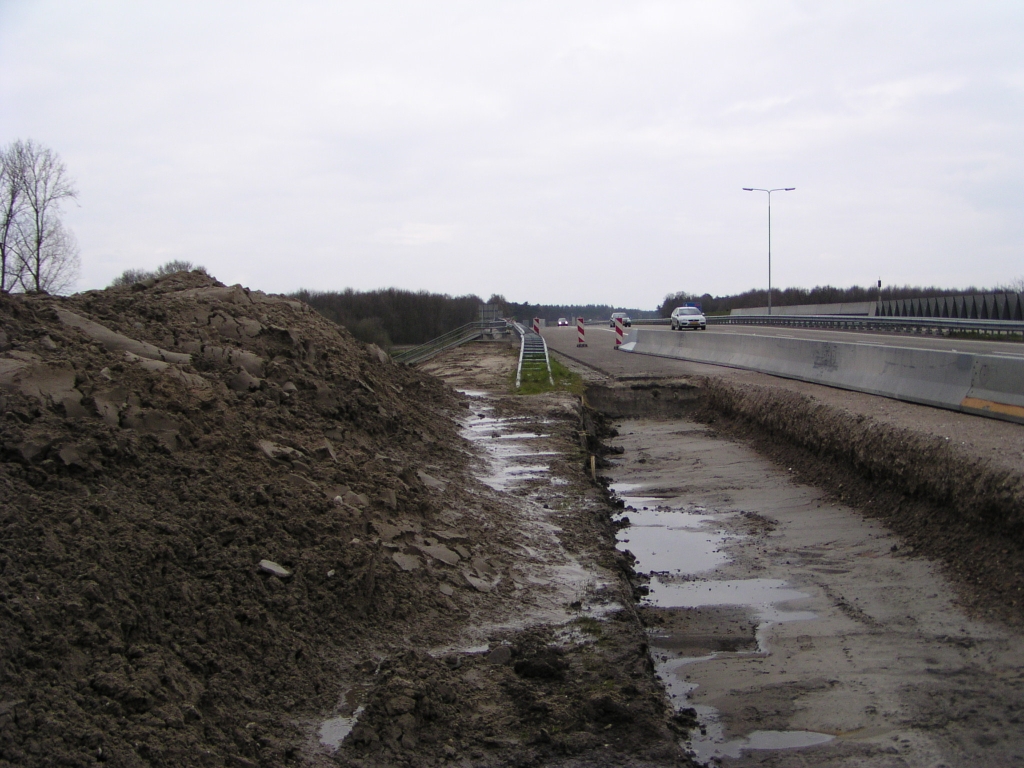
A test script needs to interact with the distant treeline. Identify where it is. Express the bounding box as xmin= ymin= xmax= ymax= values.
xmin=293 ymin=288 xmax=483 ymax=347
xmin=295 ymin=282 xmax=1024 ymax=348
xmin=292 ymin=288 xmax=658 ymax=348
xmin=658 ymin=284 xmax=1020 ymax=317
xmin=493 ymin=296 xmax=660 ymax=326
